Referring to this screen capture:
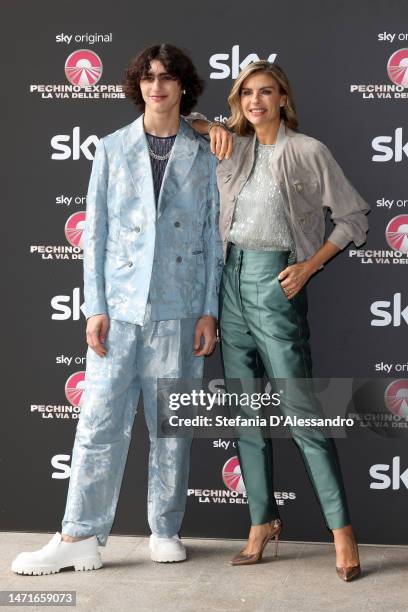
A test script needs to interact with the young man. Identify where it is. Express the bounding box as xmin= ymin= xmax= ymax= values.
xmin=12 ymin=44 xmax=223 ymax=575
